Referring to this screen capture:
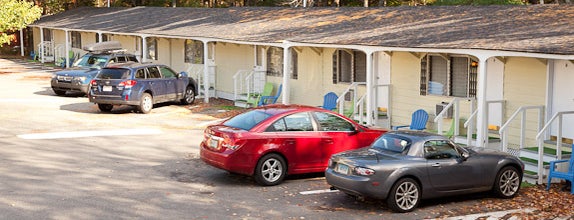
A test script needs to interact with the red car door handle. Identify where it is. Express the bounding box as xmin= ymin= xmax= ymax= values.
xmin=285 ymin=140 xmax=295 ymax=145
